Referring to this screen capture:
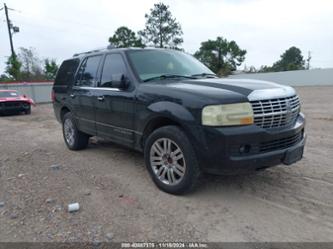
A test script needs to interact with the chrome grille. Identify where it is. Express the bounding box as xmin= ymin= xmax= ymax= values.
xmin=259 ymin=131 xmax=303 ymax=152
xmin=3 ymin=101 xmax=23 ymax=107
xmin=250 ymin=95 xmax=300 ymax=129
